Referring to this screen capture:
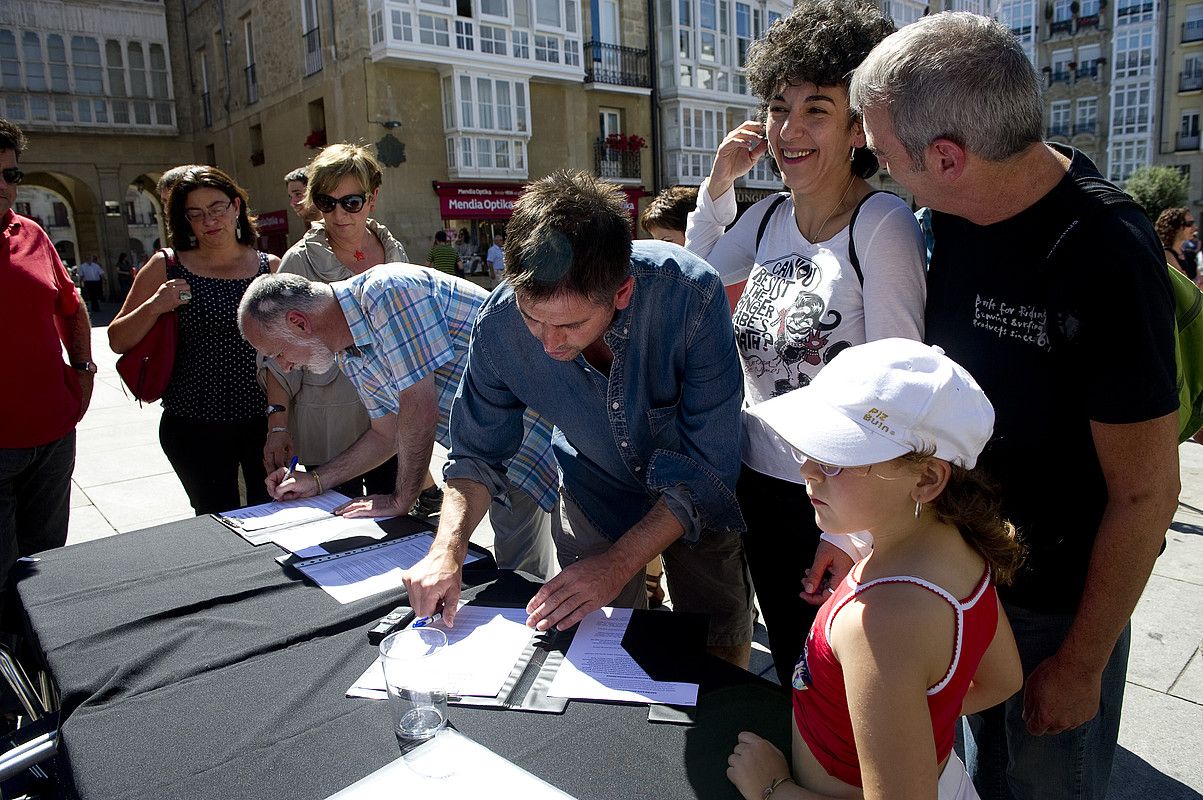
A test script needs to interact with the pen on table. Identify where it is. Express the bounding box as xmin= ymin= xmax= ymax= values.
xmin=282 ymin=455 xmax=299 ymax=482
xmin=412 ymin=612 xmax=442 ymax=628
